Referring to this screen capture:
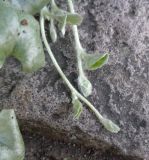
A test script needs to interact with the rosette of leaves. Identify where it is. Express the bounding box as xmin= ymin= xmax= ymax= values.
xmin=0 ymin=109 xmax=25 ymax=160
xmin=0 ymin=2 xmax=45 ymax=72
